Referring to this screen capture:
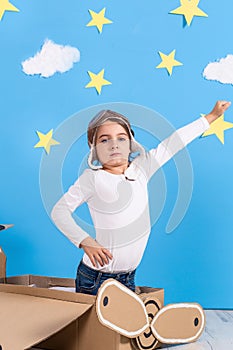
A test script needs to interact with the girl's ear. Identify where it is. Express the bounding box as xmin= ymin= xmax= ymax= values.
xmin=87 ymin=145 xmax=102 ymax=170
